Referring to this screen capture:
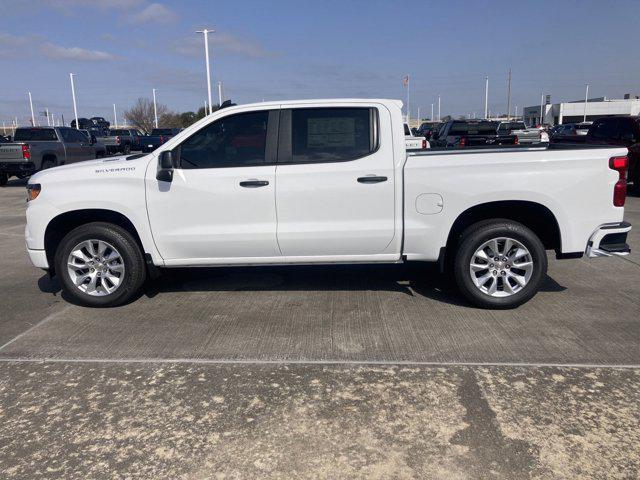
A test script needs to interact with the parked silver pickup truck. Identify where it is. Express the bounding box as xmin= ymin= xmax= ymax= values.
xmin=497 ymin=121 xmax=548 ymax=144
xmin=0 ymin=126 xmax=98 ymax=185
xmin=96 ymin=128 xmax=143 ymax=155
